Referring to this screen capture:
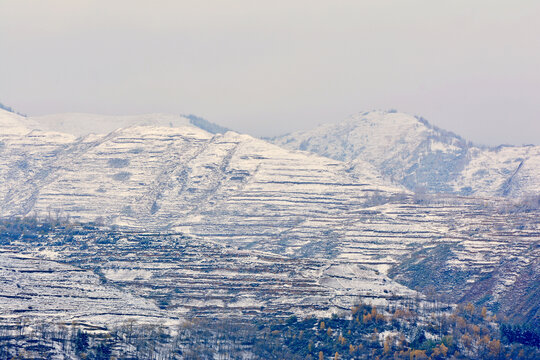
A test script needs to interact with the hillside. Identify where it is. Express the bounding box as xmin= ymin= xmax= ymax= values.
xmin=0 ymin=108 xmax=31 ymax=135
xmin=271 ymin=110 xmax=540 ymax=197
xmin=0 ymin=109 xmax=538 ymax=337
